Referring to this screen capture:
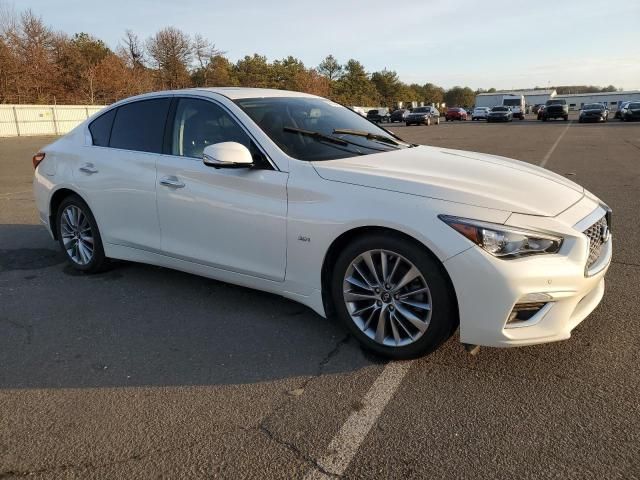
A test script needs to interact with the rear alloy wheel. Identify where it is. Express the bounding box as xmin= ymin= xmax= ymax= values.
xmin=57 ymin=195 xmax=108 ymax=273
xmin=332 ymin=234 xmax=457 ymax=359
